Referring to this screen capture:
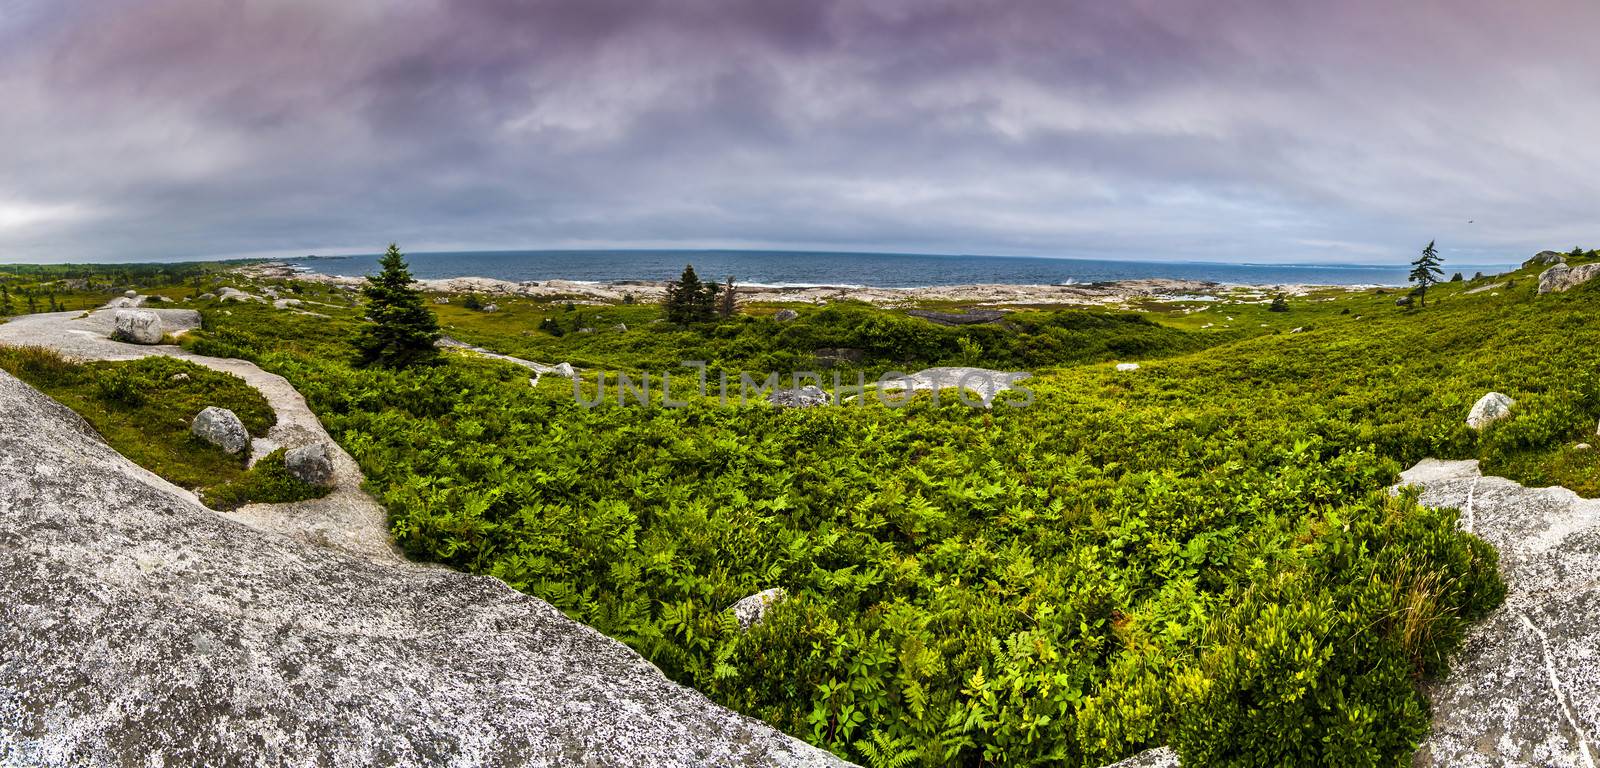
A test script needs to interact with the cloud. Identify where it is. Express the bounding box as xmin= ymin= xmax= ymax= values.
xmin=0 ymin=0 xmax=1596 ymax=264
